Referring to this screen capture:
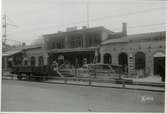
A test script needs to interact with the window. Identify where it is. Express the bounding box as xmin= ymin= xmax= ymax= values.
xmin=86 ymin=33 xmax=100 ymax=47
xmin=103 ymin=53 xmax=112 ymax=64
xmin=56 ymin=38 xmax=65 ymax=49
xmin=7 ymin=61 xmax=12 ymax=68
xmin=93 ymin=34 xmax=100 ymax=46
xmin=135 ymin=52 xmax=145 ymax=70
xmin=51 ymin=42 xmax=55 ymax=49
xmin=31 ymin=56 xmax=36 ymax=66
xmin=24 ymin=60 xmax=28 ymax=66
xmin=70 ymin=35 xmax=82 ymax=48
xmin=50 ymin=37 xmax=65 ymax=49
xmin=38 ymin=56 xmax=44 ymax=66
